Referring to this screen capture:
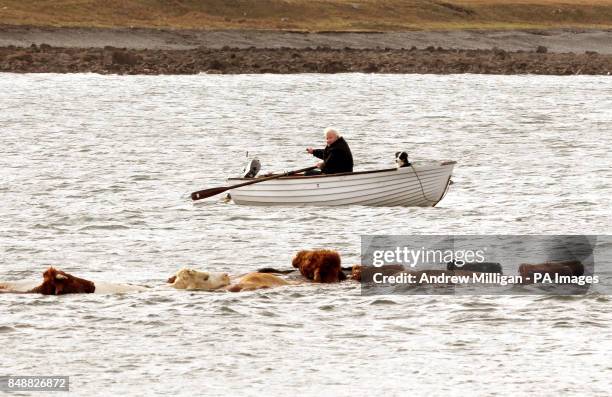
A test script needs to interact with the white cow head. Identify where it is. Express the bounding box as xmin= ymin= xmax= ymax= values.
xmin=169 ymin=268 xmax=230 ymax=291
